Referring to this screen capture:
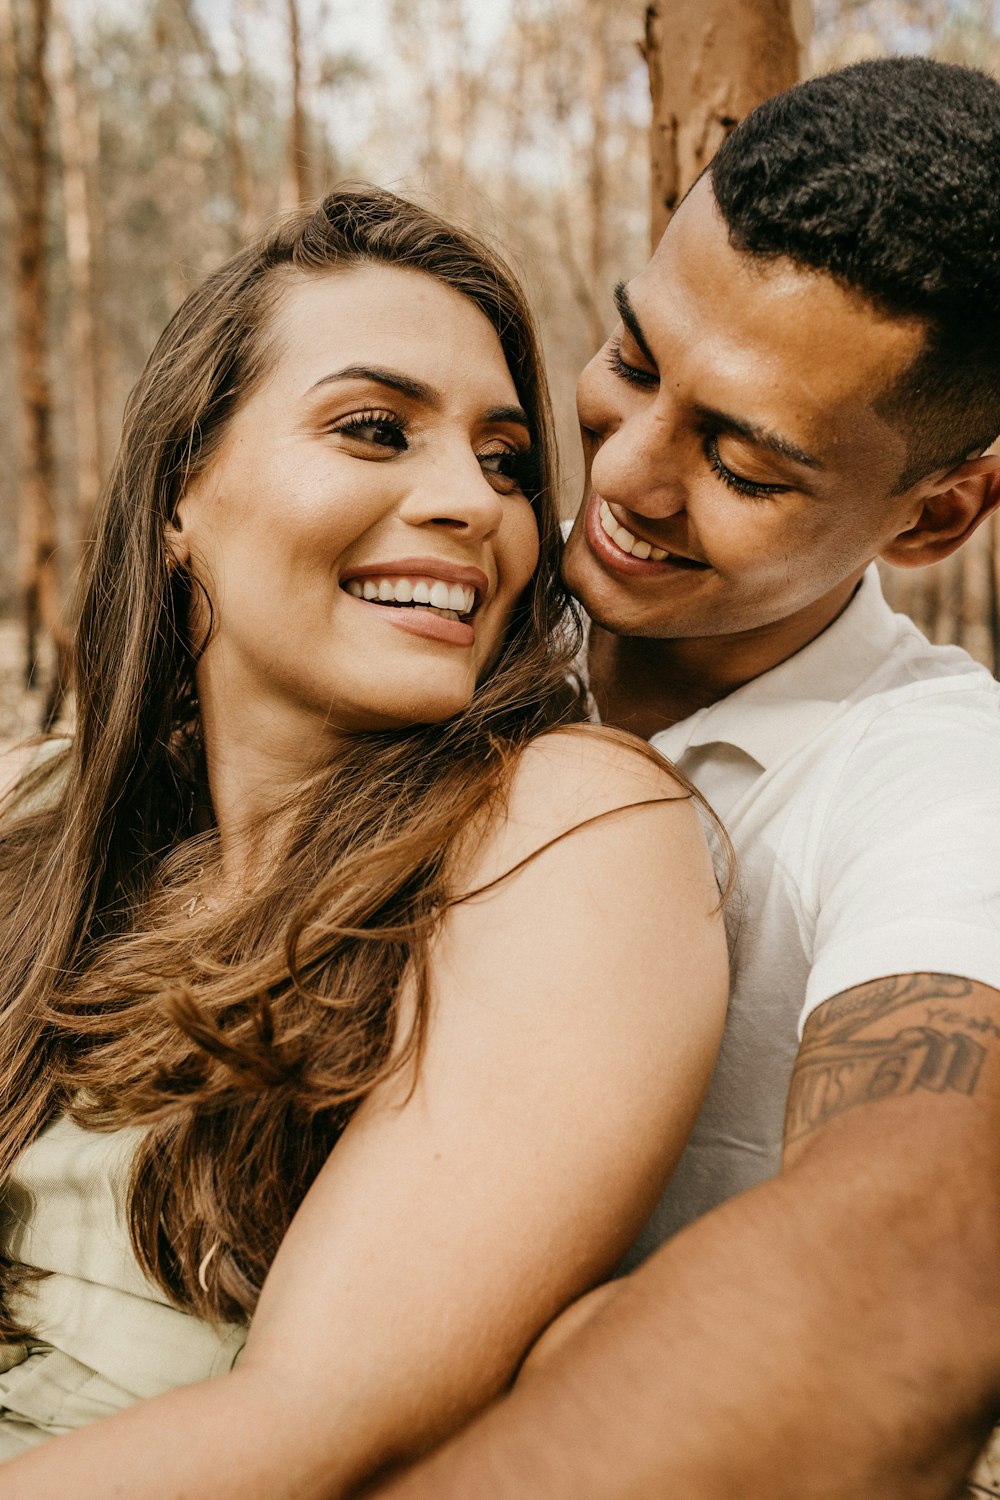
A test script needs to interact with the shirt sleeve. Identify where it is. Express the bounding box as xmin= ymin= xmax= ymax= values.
xmin=801 ymin=683 xmax=1000 ymax=1032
